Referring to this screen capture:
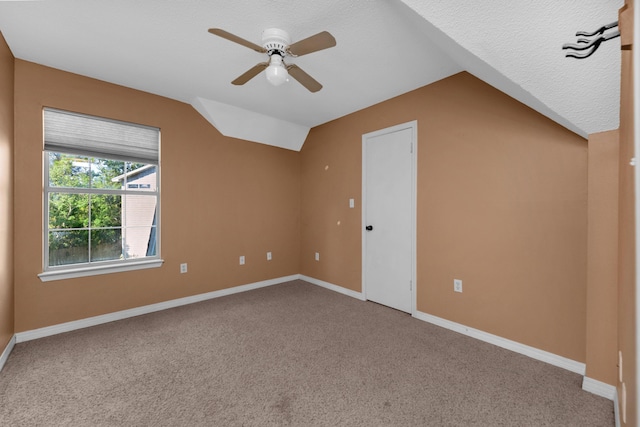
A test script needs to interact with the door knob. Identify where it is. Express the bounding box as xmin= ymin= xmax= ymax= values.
xmin=365 ymin=225 xmax=373 ymax=231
